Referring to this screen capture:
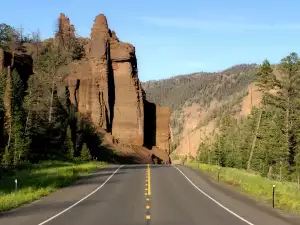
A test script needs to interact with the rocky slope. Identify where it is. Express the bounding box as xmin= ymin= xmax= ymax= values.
xmin=143 ymin=64 xmax=260 ymax=158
